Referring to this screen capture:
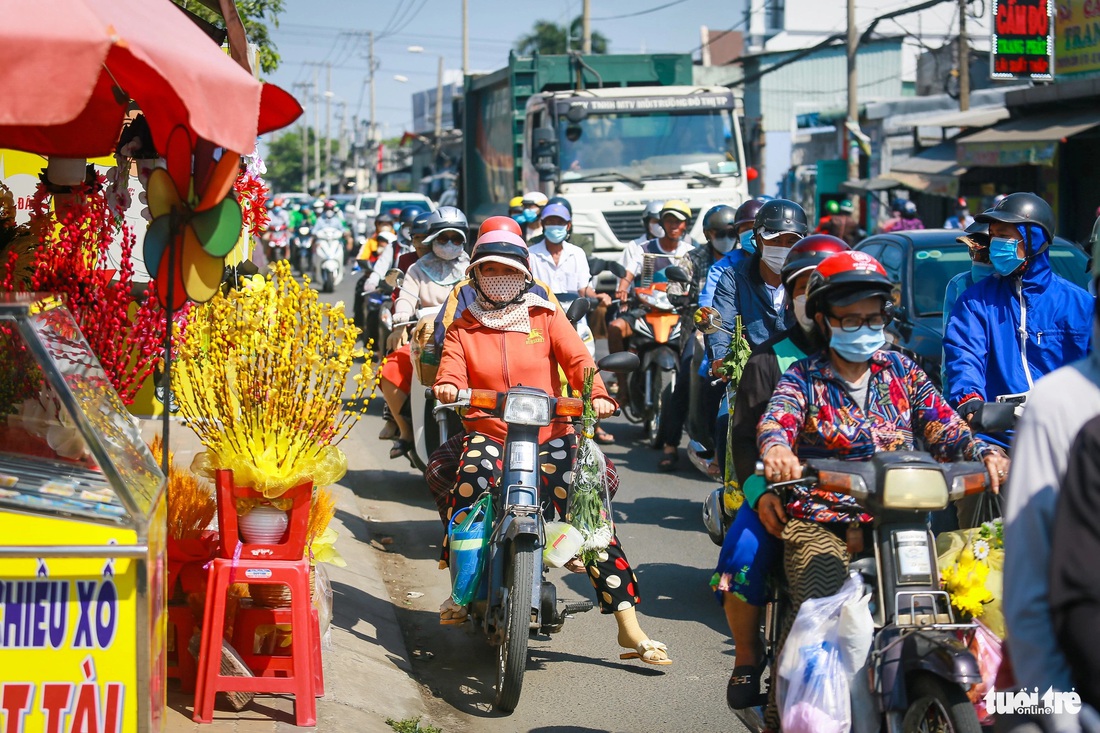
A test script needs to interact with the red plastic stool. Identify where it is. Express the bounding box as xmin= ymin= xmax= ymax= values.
xmin=167 ymin=603 xmax=199 ymax=693
xmin=192 ymin=472 xmax=317 ymax=726
xmin=231 ymin=600 xmax=325 ymax=696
